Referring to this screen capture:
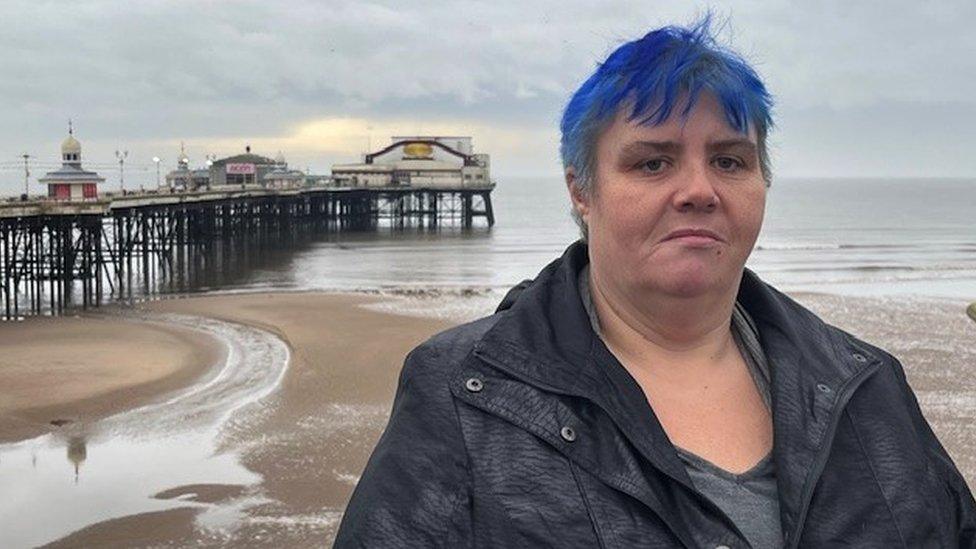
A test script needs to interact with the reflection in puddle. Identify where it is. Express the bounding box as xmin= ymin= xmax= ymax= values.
xmin=66 ymin=436 xmax=87 ymax=484
xmin=0 ymin=312 xmax=289 ymax=548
